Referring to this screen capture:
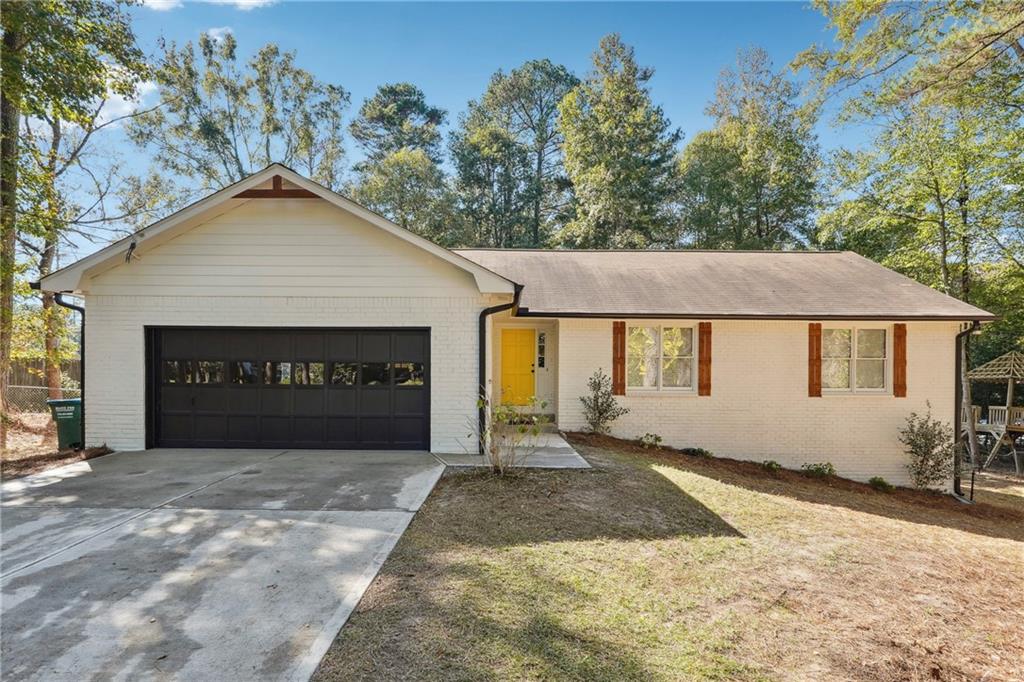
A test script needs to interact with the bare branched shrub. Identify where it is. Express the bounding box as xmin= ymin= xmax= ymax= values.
xmin=469 ymin=392 xmax=549 ymax=475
